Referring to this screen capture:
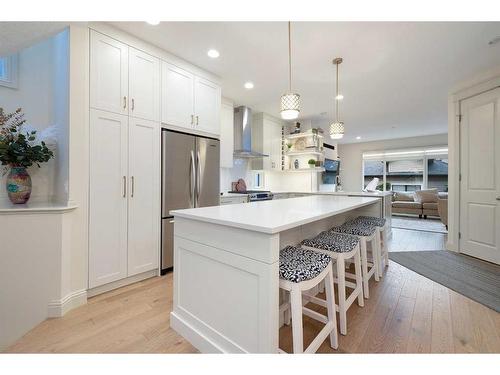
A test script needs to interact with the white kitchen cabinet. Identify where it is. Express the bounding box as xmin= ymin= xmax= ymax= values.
xmin=220 ymin=99 xmax=234 ymax=168
xmin=127 ymin=117 xmax=160 ymax=276
xmin=90 ymin=30 xmax=129 ymax=115
xmin=194 ymin=76 xmax=221 ymax=135
xmin=129 ymin=47 xmax=160 ymax=122
xmin=161 ymin=61 xmax=221 ymax=136
xmin=220 ymin=195 xmax=249 ymax=205
xmin=89 ymin=109 xmax=129 ymax=288
xmin=161 ymin=62 xmax=195 ymax=129
xmin=251 ymin=113 xmax=283 ymax=171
